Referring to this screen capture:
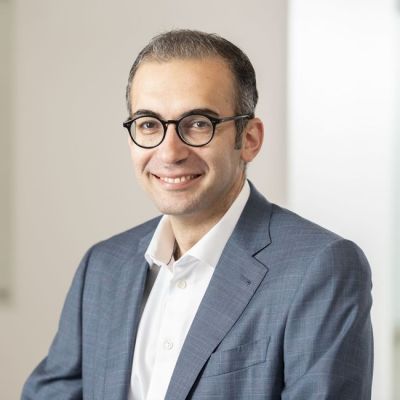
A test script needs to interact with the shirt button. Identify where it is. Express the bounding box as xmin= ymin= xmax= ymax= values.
xmin=163 ymin=340 xmax=174 ymax=350
xmin=177 ymin=280 xmax=187 ymax=289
